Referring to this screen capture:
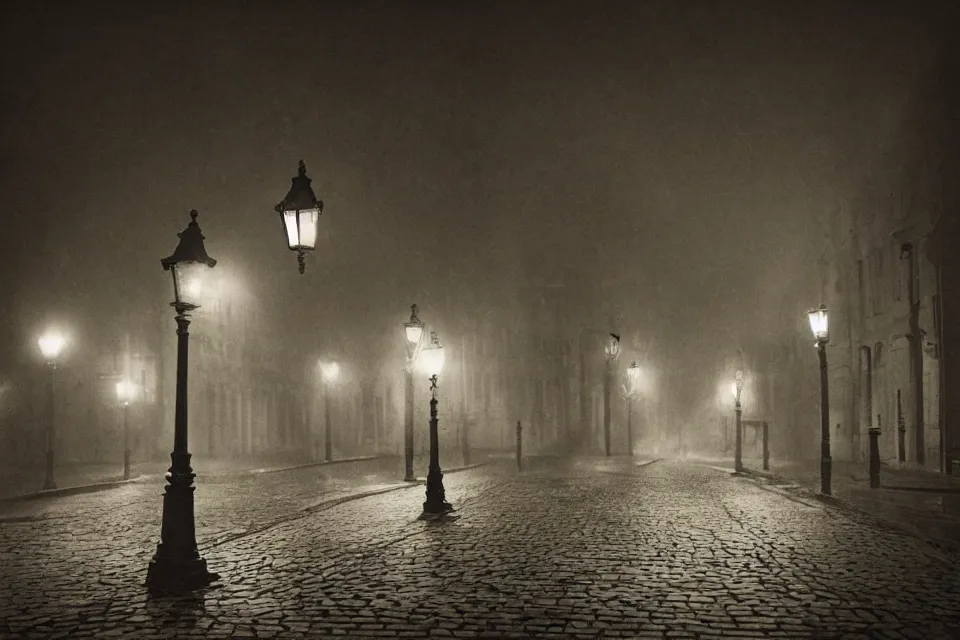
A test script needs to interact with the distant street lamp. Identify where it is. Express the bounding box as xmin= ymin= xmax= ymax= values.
xmin=626 ymin=361 xmax=641 ymax=457
xmin=38 ymin=330 xmax=66 ymax=490
xmin=808 ymin=304 xmax=831 ymax=495
xmin=420 ymin=331 xmax=453 ymax=516
xmin=146 ymin=209 xmax=219 ymax=593
xmin=320 ymin=360 xmax=340 ymax=462
xmin=116 ymin=380 xmax=136 ymax=480
xmin=403 ymin=304 xmax=425 ymax=482
xmin=733 ymin=370 xmax=744 ymax=473
xmin=275 ymin=160 xmax=324 ymax=275
xmin=603 ymin=333 xmax=620 ymax=457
